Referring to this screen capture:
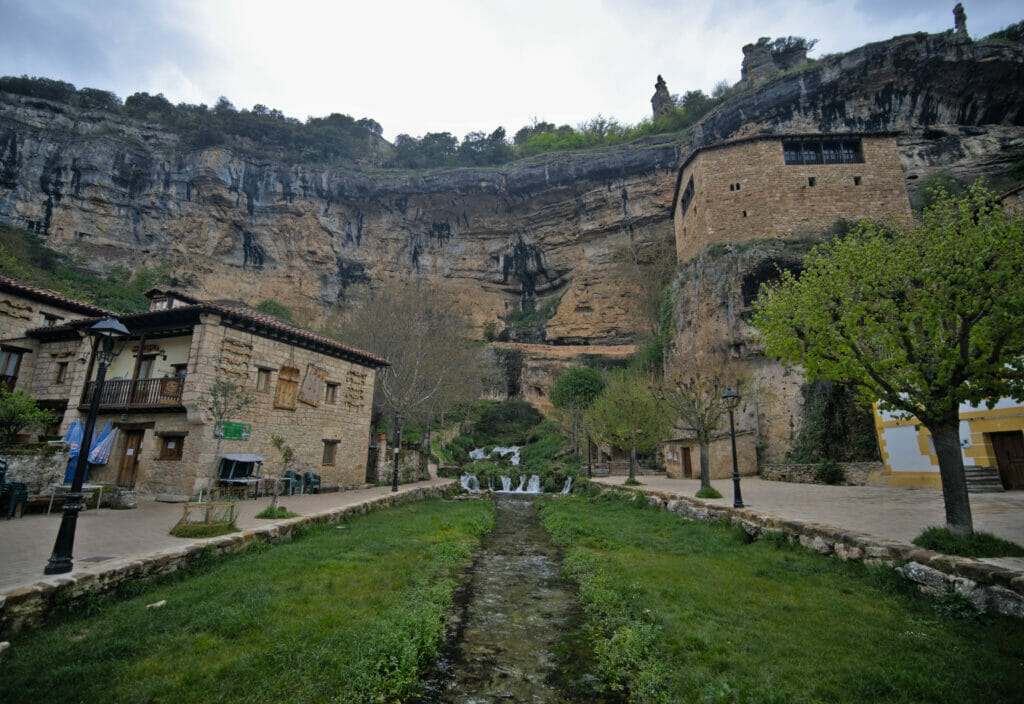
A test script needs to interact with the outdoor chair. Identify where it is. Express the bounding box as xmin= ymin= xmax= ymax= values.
xmin=1 ymin=480 xmax=27 ymax=519
xmin=303 ymin=471 xmax=322 ymax=494
xmin=283 ymin=470 xmax=304 ymax=495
